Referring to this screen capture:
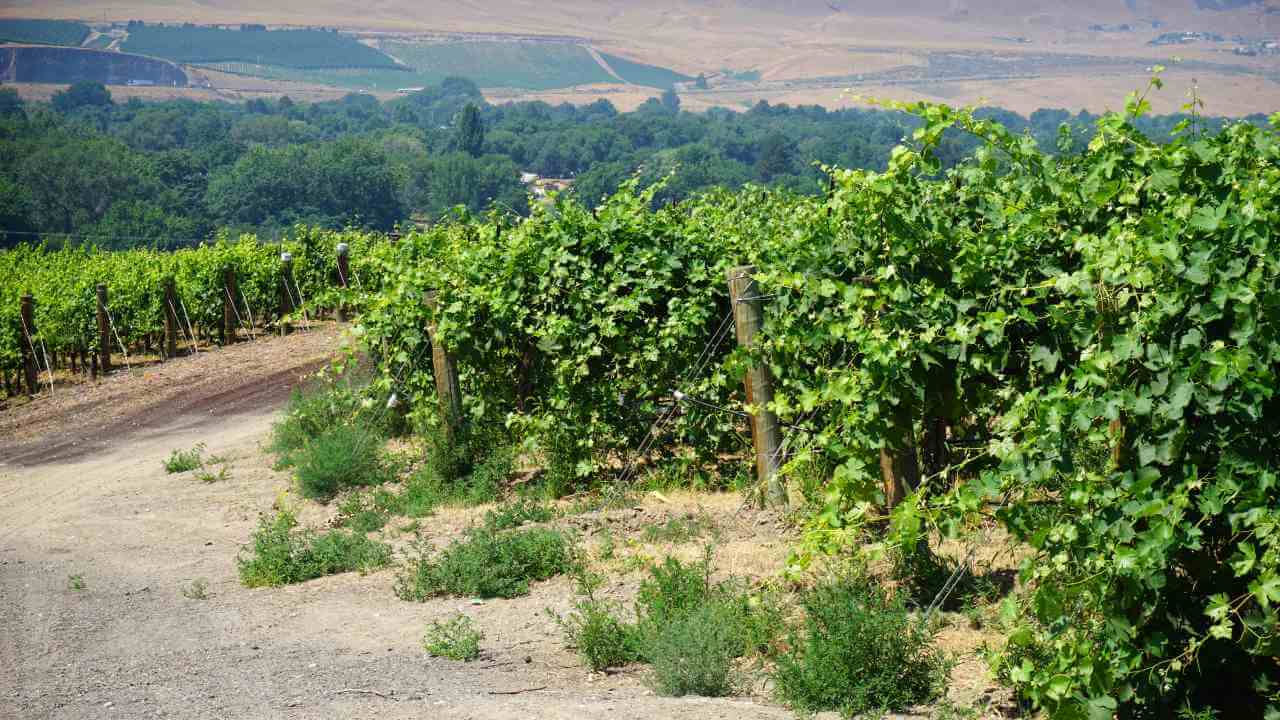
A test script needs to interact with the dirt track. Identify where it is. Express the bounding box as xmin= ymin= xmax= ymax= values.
xmin=0 ymin=326 xmax=850 ymax=720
